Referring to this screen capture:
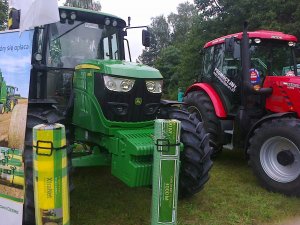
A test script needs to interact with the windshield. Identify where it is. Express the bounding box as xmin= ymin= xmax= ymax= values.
xmin=47 ymin=21 xmax=122 ymax=68
xmin=249 ymin=40 xmax=298 ymax=76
